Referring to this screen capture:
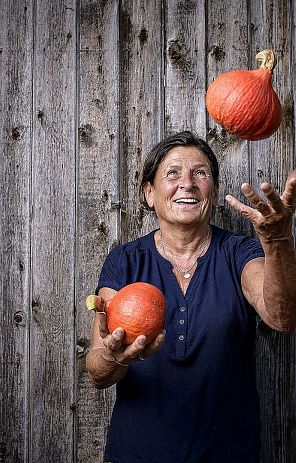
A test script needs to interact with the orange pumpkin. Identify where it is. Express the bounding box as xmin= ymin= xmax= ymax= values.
xmin=206 ymin=49 xmax=282 ymax=140
xmin=86 ymin=282 xmax=166 ymax=345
